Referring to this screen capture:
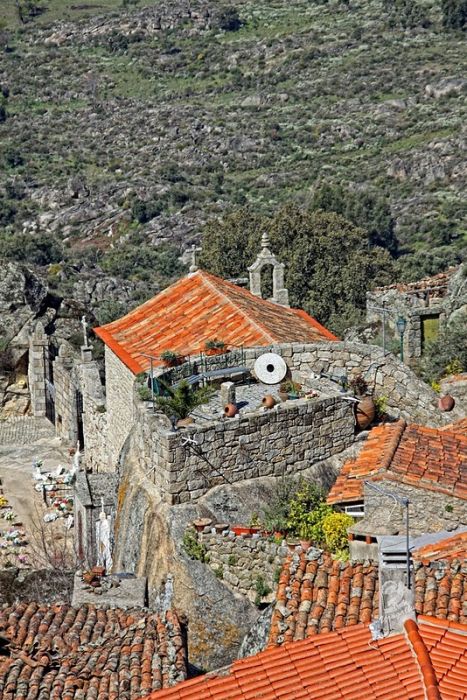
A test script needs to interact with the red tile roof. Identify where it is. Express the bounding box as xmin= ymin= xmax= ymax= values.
xmin=145 ymin=616 xmax=467 ymax=700
xmin=268 ymin=551 xmax=466 ymax=648
xmin=94 ymin=270 xmax=337 ymax=374
xmin=0 ymin=602 xmax=186 ymax=700
xmin=412 ymin=531 xmax=467 ymax=564
xmin=416 ymin=616 xmax=467 ymax=700
xmin=327 ymin=419 xmax=467 ymax=504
